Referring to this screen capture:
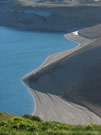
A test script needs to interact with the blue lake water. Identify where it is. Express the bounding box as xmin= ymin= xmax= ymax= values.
xmin=0 ymin=27 xmax=78 ymax=116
